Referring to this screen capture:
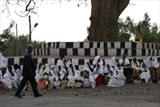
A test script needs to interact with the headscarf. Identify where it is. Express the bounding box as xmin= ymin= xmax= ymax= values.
xmin=0 ymin=52 xmax=7 ymax=68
